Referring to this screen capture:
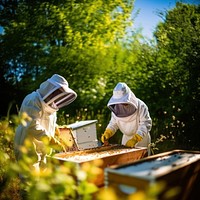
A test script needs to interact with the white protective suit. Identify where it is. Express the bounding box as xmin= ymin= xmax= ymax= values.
xmin=106 ymin=82 xmax=152 ymax=155
xmin=14 ymin=74 xmax=77 ymax=169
